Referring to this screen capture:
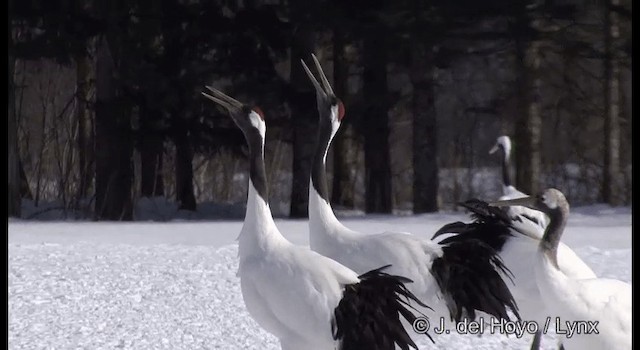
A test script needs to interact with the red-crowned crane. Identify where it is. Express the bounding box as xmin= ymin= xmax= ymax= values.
xmin=489 ymin=135 xmax=548 ymax=231
xmin=202 ymin=86 xmax=431 ymax=350
xmin=302 ymin=53 xmax=520 ymax=329
xmin=491 ymin=189 xmax=631 ymax=350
